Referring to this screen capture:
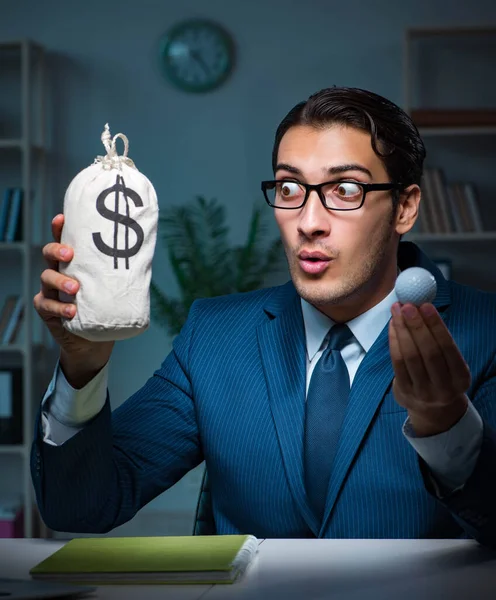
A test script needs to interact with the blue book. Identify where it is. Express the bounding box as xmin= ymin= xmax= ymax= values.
xmin=1 ymin=295 xmax=23 ymax=345
xmin=5 ymin=188 xmax=23 ymax=243
xmin=0 ymin=188 xmax=12 ymax=241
